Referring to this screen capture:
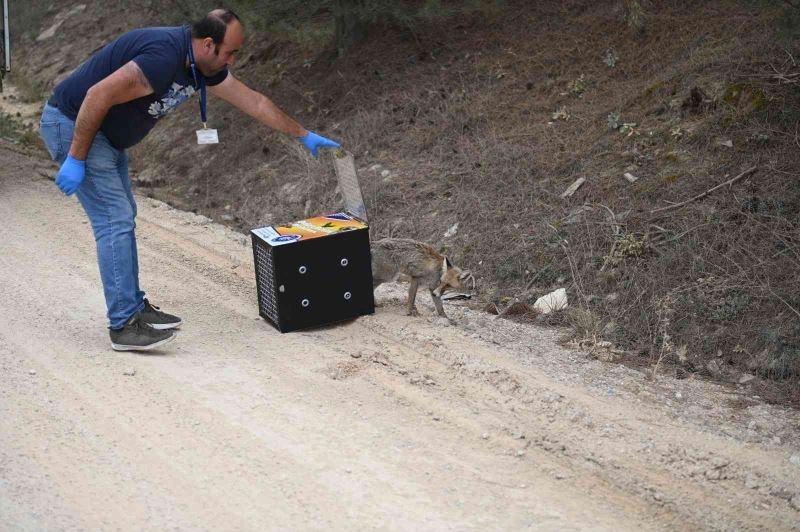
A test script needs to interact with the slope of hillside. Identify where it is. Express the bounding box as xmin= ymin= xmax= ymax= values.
xmin=10 ymin=0 xmax=800 ymax=403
